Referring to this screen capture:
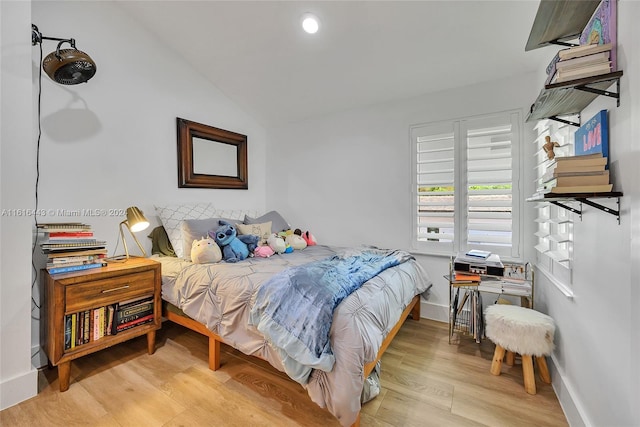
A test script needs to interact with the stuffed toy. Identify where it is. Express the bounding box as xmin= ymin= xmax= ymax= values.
xmin=209 ymin=220 xmax=259 ymax=263
xmin=303 ymin=231 xmax=317 ymax=246
xmin=294 ymin=228 xmax=317 ymax=246
xmin=190 ymin=237 xmax=222 ymax=264
xmin=254 ymin=245 xmax=275 ymax=258
xmin=286 ymin=233 xmax=307 ymax=250
xmin=267 ymin=233 xmax=287 ymax=254
xmin=543 ymin=136 xmax=560 ymax=160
